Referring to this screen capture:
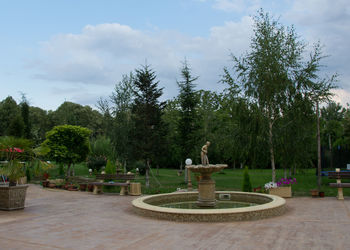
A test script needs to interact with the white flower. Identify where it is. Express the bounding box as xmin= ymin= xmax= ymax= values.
xmin=264 ymin=181 xmax=277 ymax=190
